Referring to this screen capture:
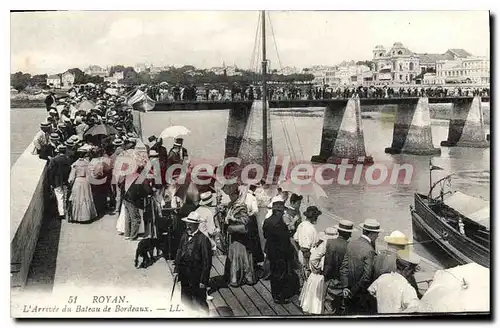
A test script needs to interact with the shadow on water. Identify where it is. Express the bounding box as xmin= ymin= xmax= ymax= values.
xmin=24 ymin=194 xmax=62 ymax=293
